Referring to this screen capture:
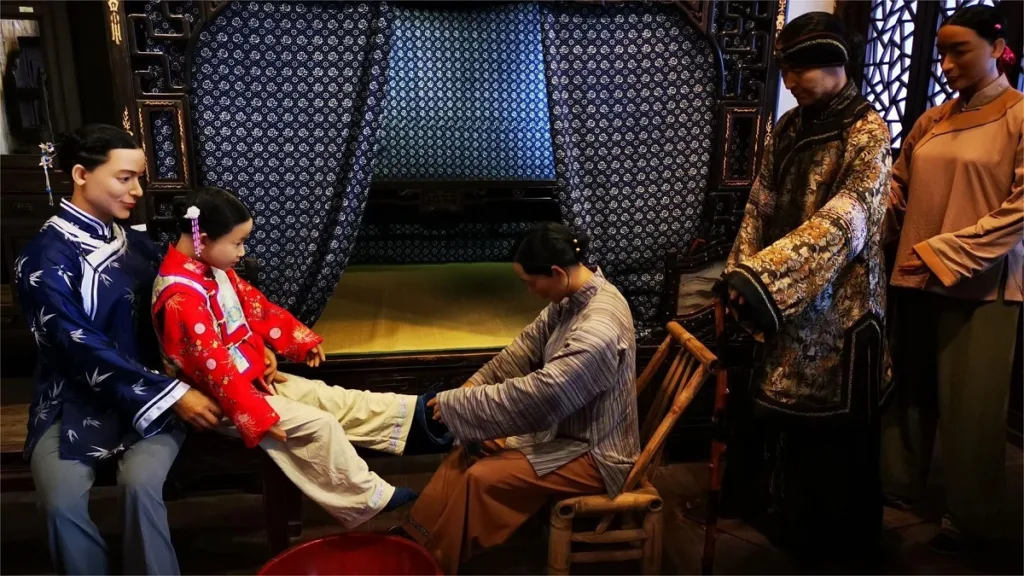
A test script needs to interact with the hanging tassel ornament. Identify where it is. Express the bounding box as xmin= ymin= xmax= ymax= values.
xmin=185 ymin=205 xmax=203 ymax=256
xmin=39 ymin=142 xmax=56 ymax=206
